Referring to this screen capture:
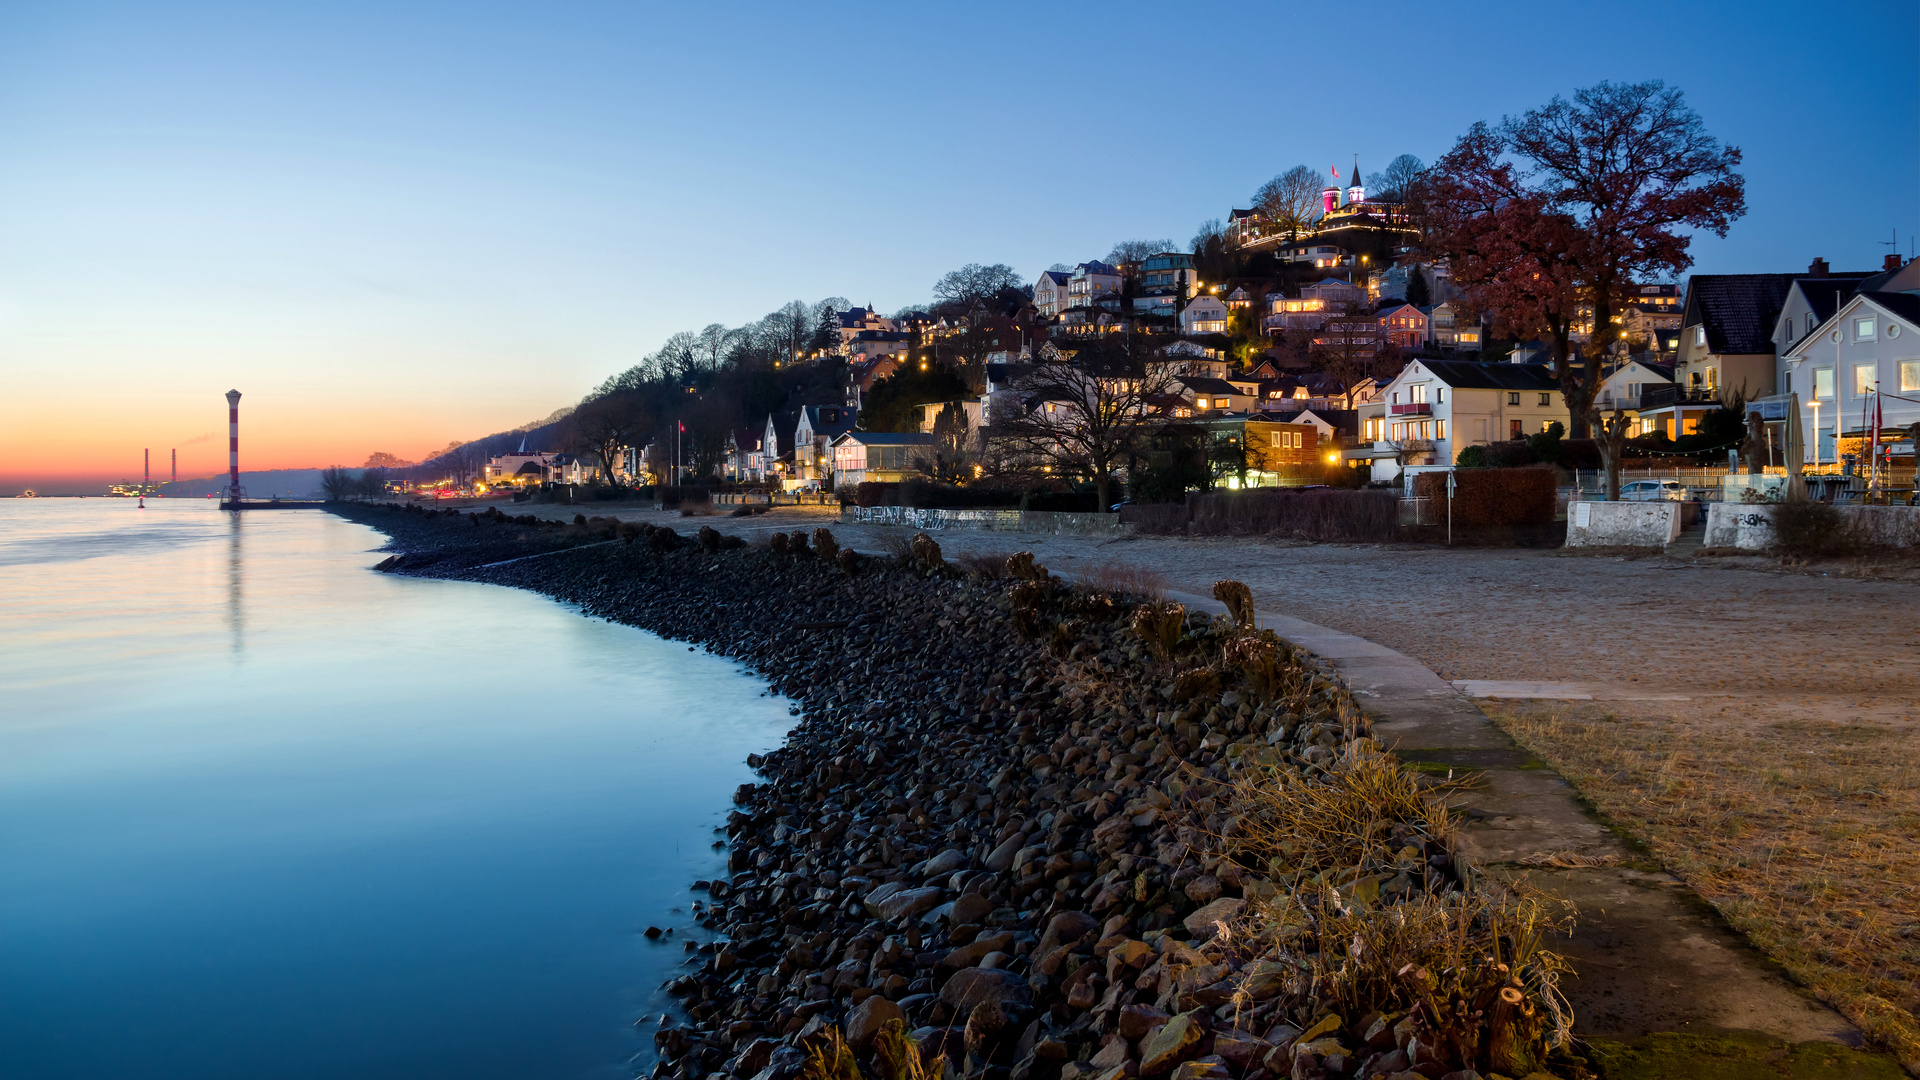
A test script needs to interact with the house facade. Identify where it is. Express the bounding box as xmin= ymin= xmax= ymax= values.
xmin=1376 ymin=302 xmax=1428 ymax=349
xmin=1369 ymin=359 xmax=1568 ymax=481
xmin=1034 ymin=271 xmax=1071 ymax=319
xmin=1780 ymin=289 xmax=1920 ymax=464
xmin=830 ymin=432 xmax=937 ymax=487
xmin=1181 ymin=295 xmax=1230 ymax=335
